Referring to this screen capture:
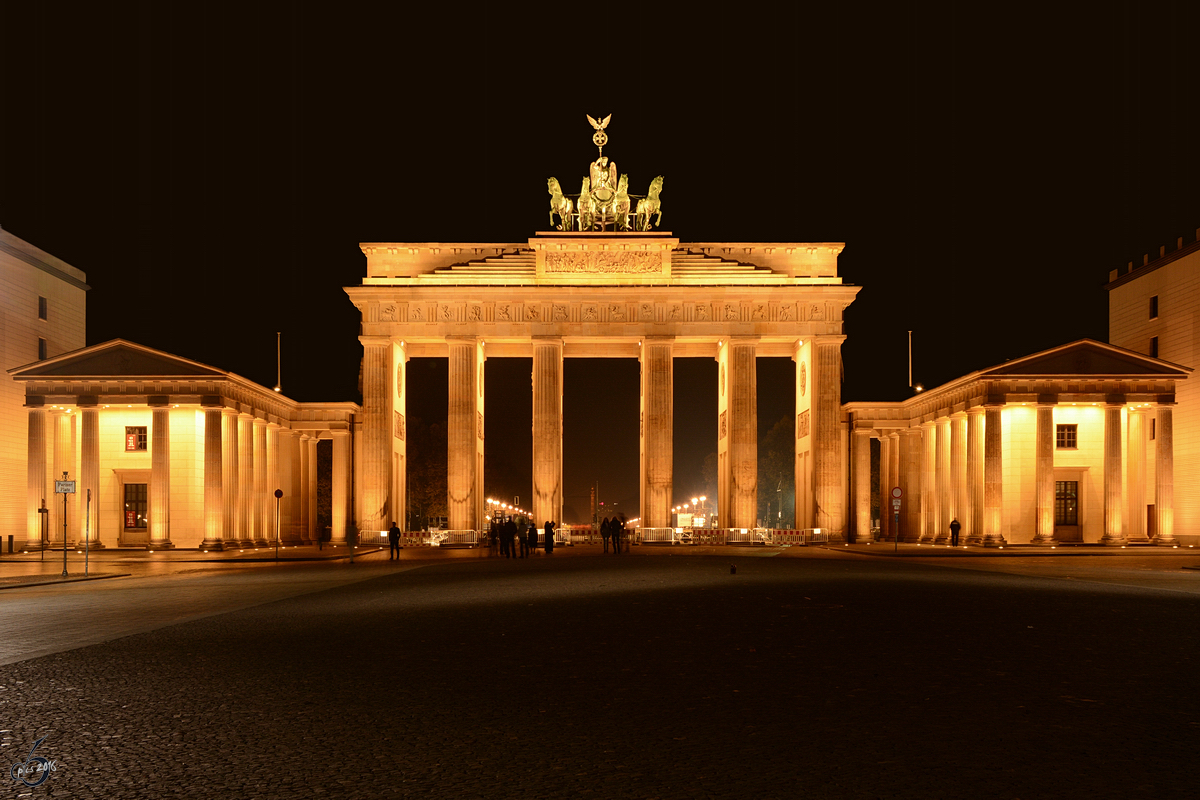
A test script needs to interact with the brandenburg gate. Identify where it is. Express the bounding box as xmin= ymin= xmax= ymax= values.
xmin=345 ymin=118 xmax=860 ymax=540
